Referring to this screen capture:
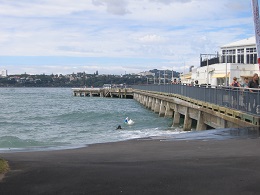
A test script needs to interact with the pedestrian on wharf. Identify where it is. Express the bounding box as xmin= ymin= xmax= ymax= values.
xmin=241 ymin=77 xmax=249 ymax=111
xmin=248 ymin=73 xmax=259 ymax=114
xmin=230 ymin=77 xmax=241 ymax=108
